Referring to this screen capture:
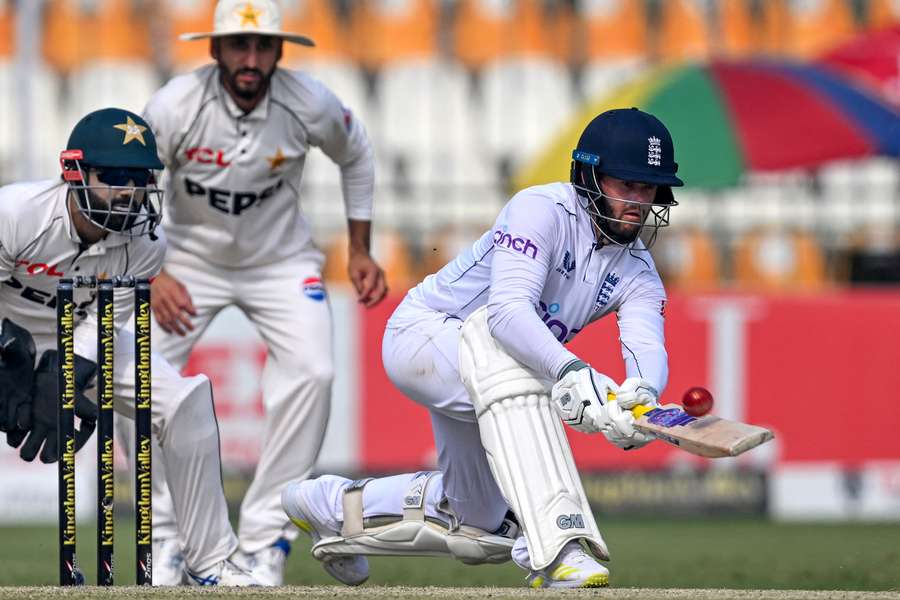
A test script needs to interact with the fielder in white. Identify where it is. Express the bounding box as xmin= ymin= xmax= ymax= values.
xmin=282 ymin=108 xmax=684 ymax=588
xmin=0 ymin=108 xmax=259 ymax=585
xmin=133 ymin=0 xmax=386 ymax=586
